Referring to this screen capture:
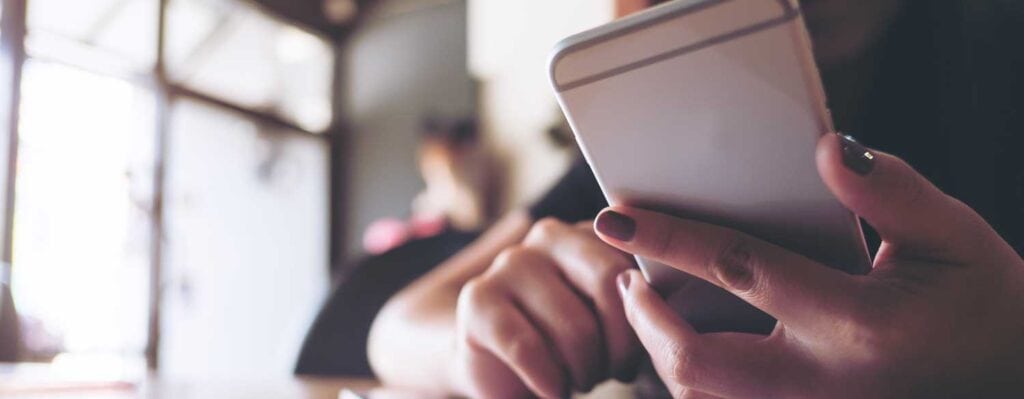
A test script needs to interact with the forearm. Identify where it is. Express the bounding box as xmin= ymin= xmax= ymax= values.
xmin=367 ymin=279 xmax=462 ymax=392
xmin=367 ymin=210 xmax=532 ymax=392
